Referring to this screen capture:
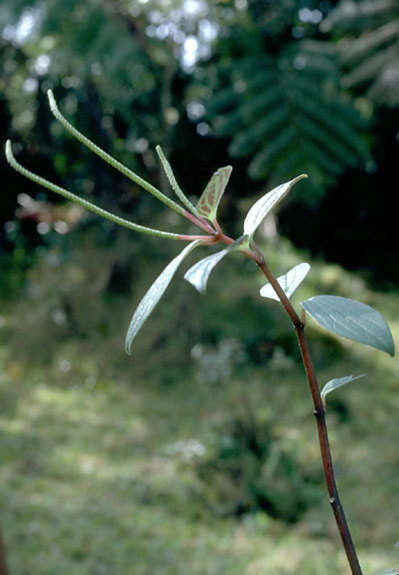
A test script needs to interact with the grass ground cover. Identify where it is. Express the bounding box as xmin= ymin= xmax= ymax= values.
xmin=1 ymin=241 xmax=398 ymax=574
